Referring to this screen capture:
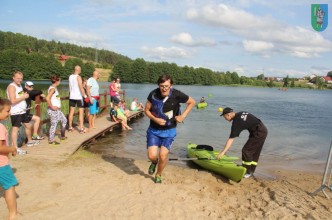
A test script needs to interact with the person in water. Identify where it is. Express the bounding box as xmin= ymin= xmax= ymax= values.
xmin=199 ymin=97 xmax=206 ymax=103
xmin=217 ymin=107 xmax=268 ymax=178
xmin=145 ymin=74 xmax=195 ymax=183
